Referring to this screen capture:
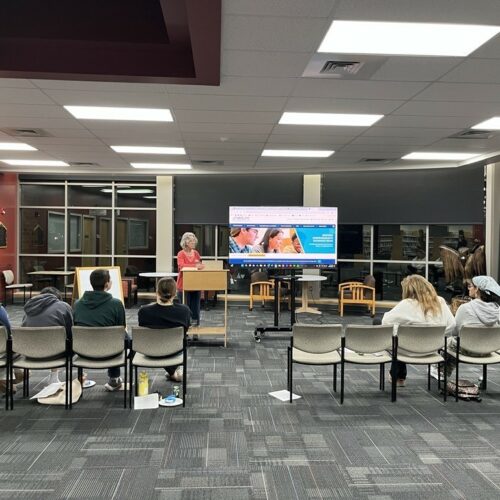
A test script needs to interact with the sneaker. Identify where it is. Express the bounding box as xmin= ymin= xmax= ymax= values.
xmin=104 ymin=377 xmax=123 ymax=392
xmin=170 ymin=367 xmax=183 ymax=382
xmin=397 ymin=379 xmax=406 ymax=387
